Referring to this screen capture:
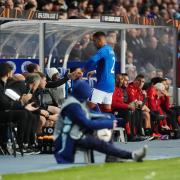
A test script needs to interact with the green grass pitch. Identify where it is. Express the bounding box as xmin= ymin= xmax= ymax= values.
xmin=2 ymin=158 xmax=180 ymax=180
